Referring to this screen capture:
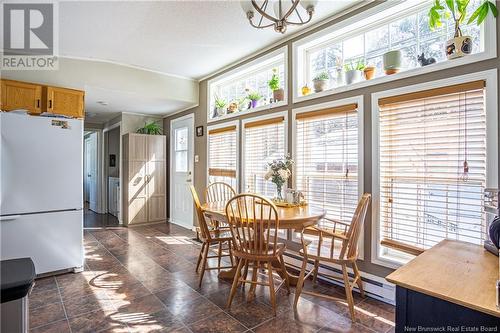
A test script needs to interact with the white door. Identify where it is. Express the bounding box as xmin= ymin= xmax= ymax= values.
xmin=86 ymin=132 xmax=98 ymax=212
xmin=170 ymin=115 xmax=194 ymax=229
xmin=84 ymin=138 xmax=91 ymax=203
